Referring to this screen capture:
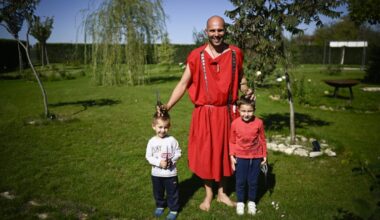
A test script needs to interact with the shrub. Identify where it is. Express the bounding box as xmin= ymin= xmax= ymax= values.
xmin=364 ymin=46 xmax=380 ymax=84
